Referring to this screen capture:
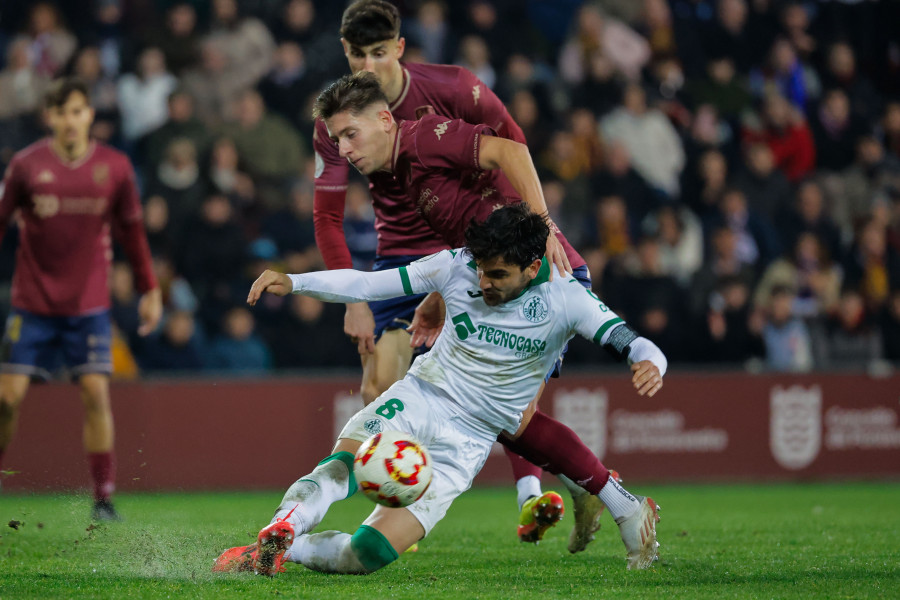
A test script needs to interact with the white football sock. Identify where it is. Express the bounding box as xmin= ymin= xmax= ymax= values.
xmin=272 ymin=455 xmax=353 ymax=534
xmin=558 ymin=474 xmax=589 ymax=498
xmin=285 ymin=531 xmax=367 ymax=574
xmin=597 ymin=474 xmax=641 ymax=521
xmin=516 ymin=475 xmax=543 ymax=510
